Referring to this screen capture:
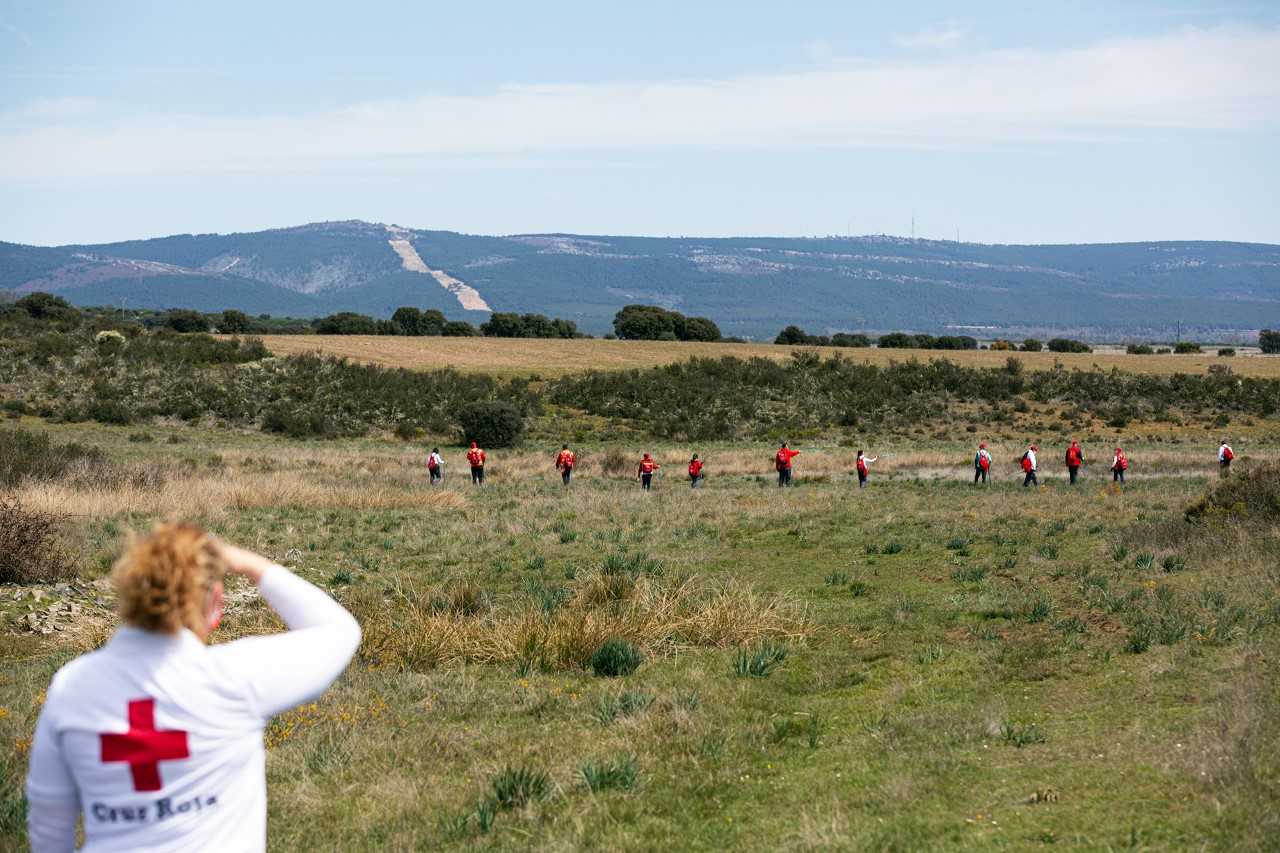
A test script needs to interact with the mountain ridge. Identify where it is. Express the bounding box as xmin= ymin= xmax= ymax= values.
xmin=3 ymin=220 xmax=1278 ymax=340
